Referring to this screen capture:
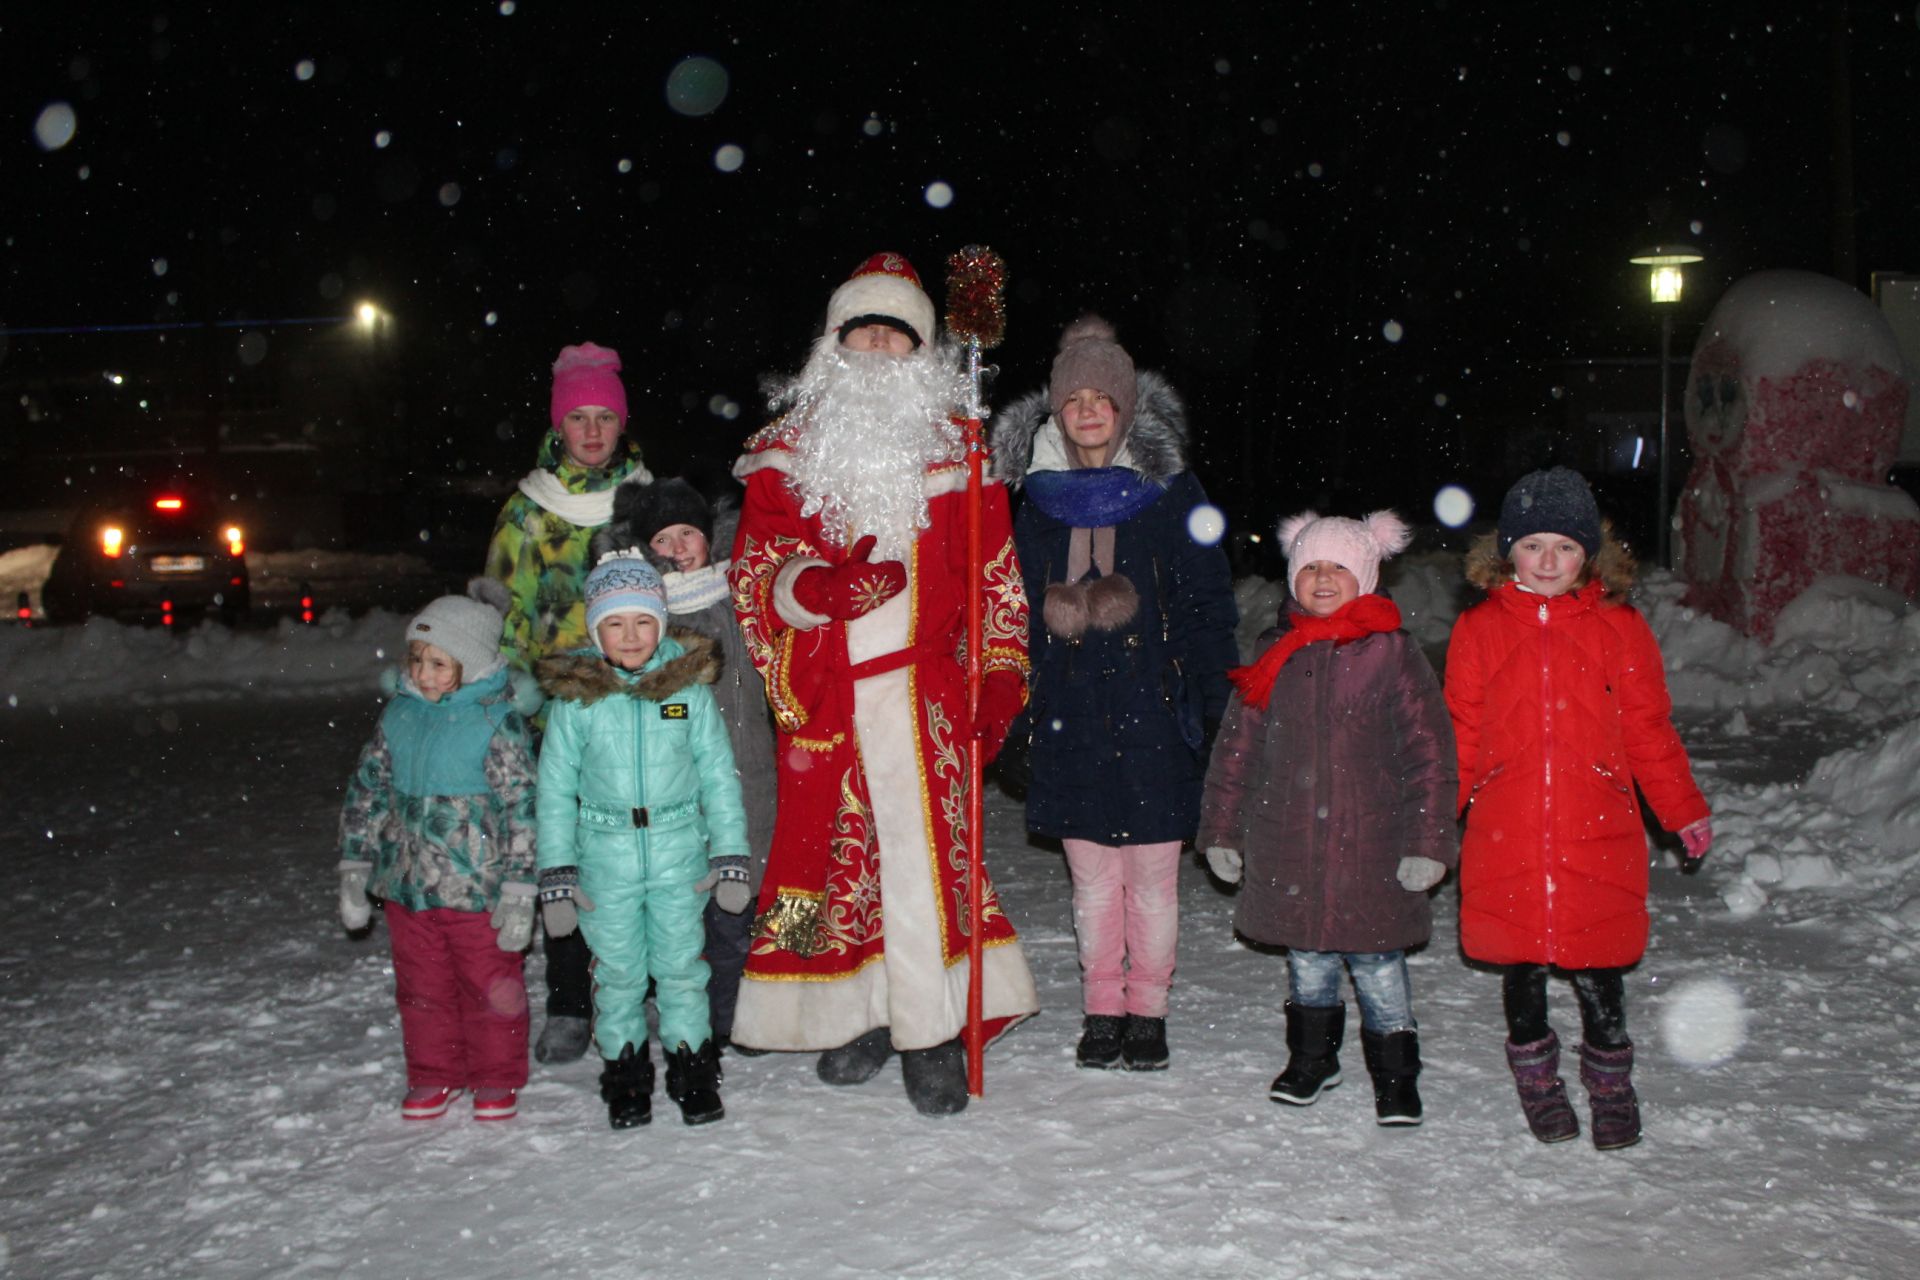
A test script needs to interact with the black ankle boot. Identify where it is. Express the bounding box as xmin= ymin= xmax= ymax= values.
xmin=1121 ymin=1015 xmax=1169 ymax=1071
xmin=664 ymin=1040 xmax=726 ymax=1126
xmin=1269 ymin=1002 xmax=1344 ymax=1105
xmin=1360 ymin=1028 xmax=1424 ymax=1126
xmin=600 ymin=1042 xmax=654 ymax=1130
xmin=901 ymin=1038 xmax=969 ymax=1116
xmin=817 ymin=1027 xmax=893 ymax=1086
xmin=1076 ymin=1014 xmax=1125 ymax=1069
